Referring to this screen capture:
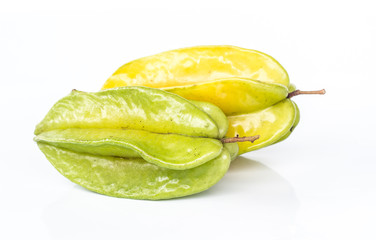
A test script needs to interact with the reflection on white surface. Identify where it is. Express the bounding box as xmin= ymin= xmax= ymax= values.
xmin=42 ymin=157 xmax=299 ymax=239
